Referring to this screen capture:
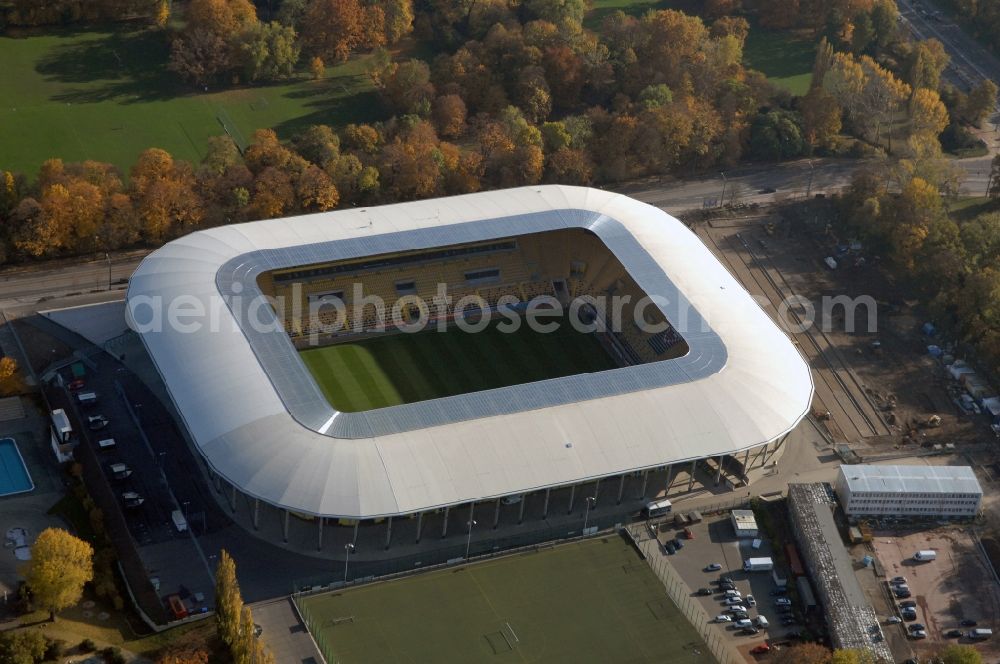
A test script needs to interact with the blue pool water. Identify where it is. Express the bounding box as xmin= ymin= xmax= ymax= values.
xmin=0 ymin=438 xmax=33 ymax=496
